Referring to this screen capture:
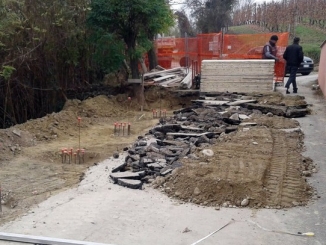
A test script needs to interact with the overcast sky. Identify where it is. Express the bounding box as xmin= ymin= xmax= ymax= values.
xmin=171 ymin=0 xmax=278 ymax=10
xmin=254 ymin=0 xmax=276 ymax=3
